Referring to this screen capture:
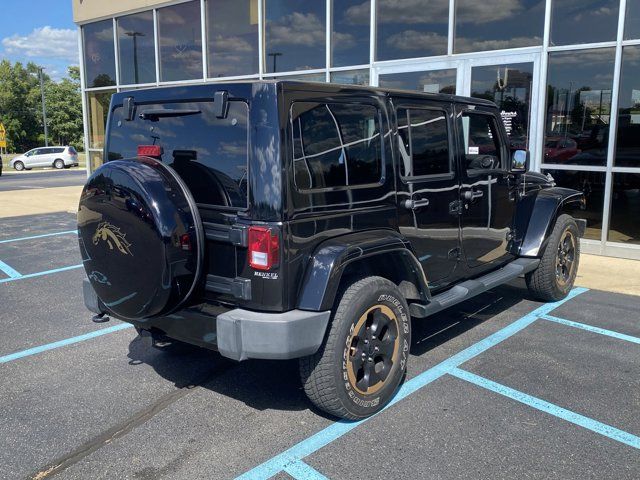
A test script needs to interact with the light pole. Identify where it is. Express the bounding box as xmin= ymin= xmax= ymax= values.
xmin=267 ymin=52 xmax=282 ymax=73
xmin=124 ymin=31 xmax=145 ymax=84
xmin=38 ymin=67 xmax=49 ymax=146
